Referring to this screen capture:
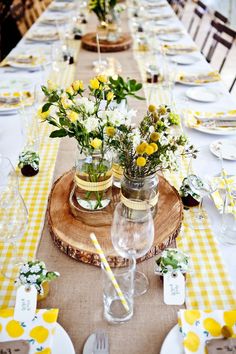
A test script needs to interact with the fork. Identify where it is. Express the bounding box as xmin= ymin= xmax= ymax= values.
xmin=93 ymin=331 xmax=109 ymax=354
